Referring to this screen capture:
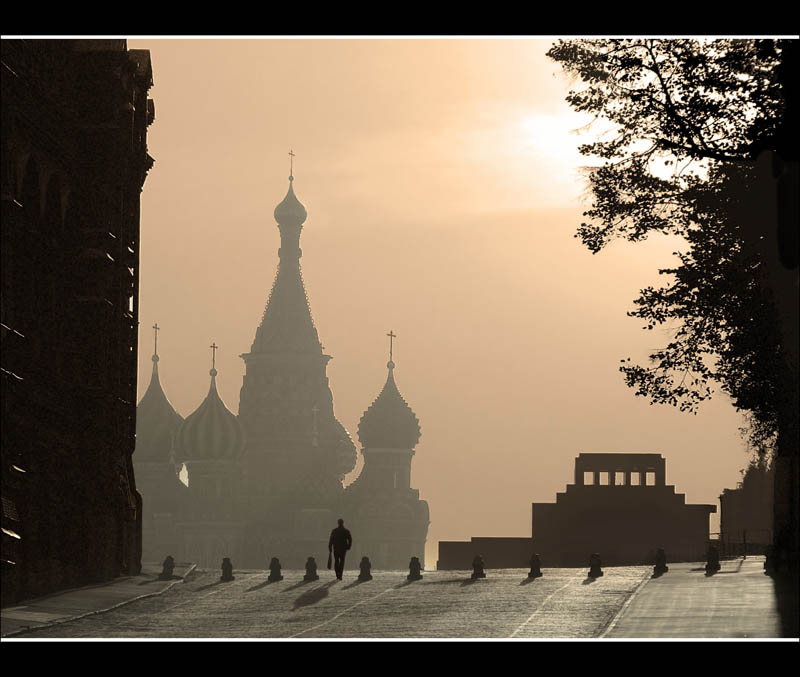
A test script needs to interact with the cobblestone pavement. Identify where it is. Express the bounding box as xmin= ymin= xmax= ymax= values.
xmin=10 ymin=566 xmax=651 ymax=639
xmin=5 ymin=557 xmax=791 ymax=639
